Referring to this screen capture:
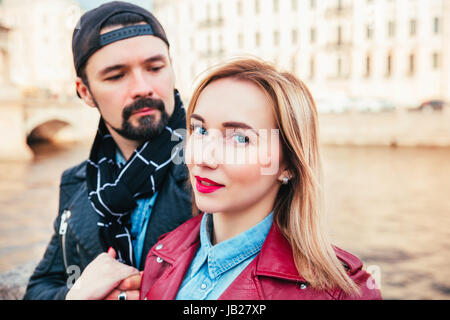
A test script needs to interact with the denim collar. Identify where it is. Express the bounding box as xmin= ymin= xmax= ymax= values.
xmin=191 ymin=212 xmax=273 ymax=279
xmin=115 ymin=149 xmax=125 ymax=167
